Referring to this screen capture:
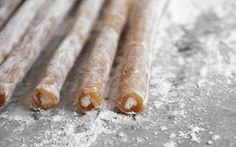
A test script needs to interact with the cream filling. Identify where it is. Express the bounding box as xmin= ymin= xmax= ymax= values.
xmin=81 ymin=96 xmax=91 ymax=107
xmin=125 ymin=97 xmax=137 ymax=109
xmin=40 ymin=96 xmax=49 ymax=106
